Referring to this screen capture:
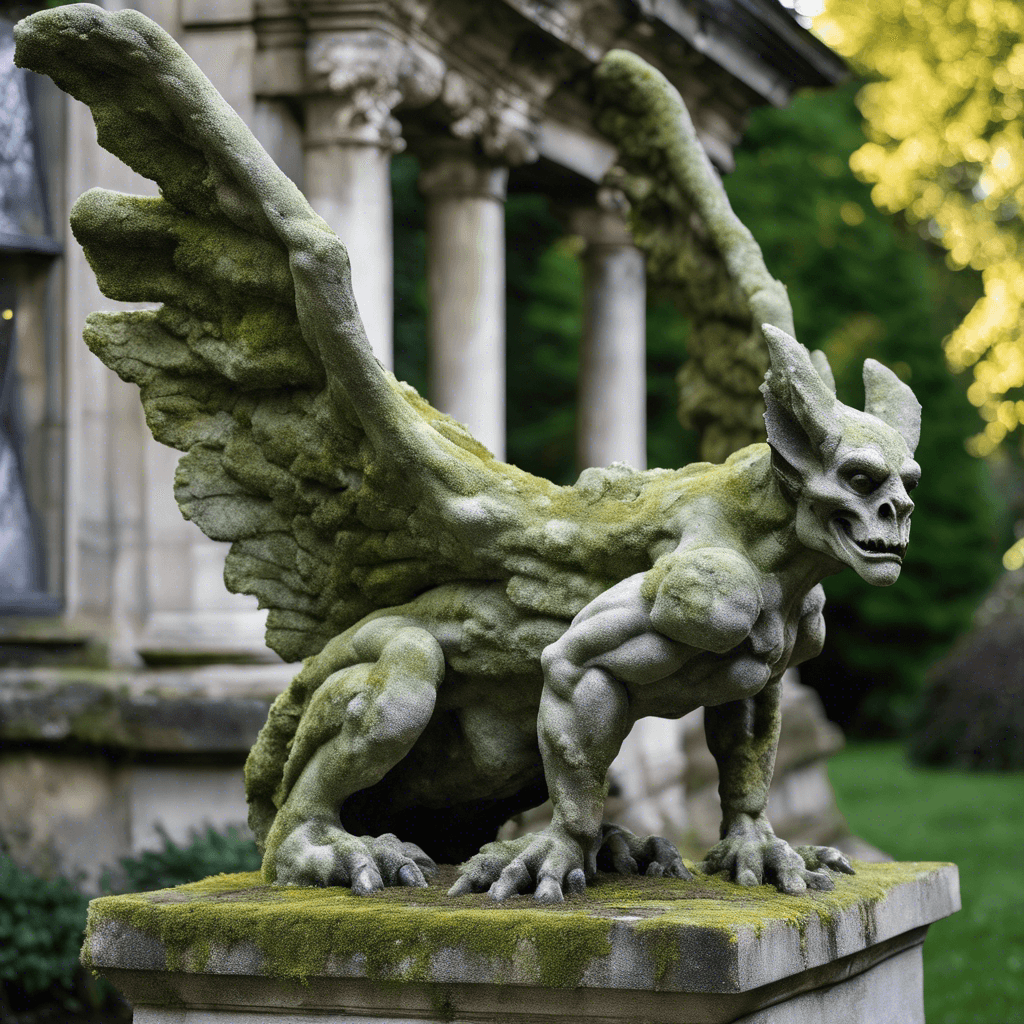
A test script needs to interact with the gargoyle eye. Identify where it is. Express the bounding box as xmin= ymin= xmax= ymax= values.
xmin=846 ymin=471 xmax=879 ymax=496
